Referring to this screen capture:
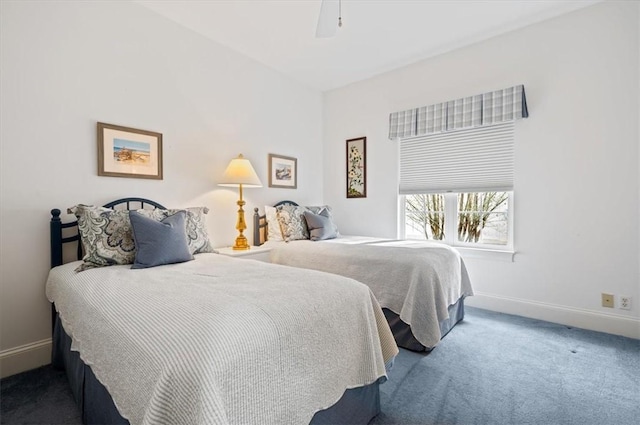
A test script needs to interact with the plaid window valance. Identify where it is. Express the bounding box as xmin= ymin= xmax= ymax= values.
xmin=389 ymin=85 xmax=529 ymax=140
